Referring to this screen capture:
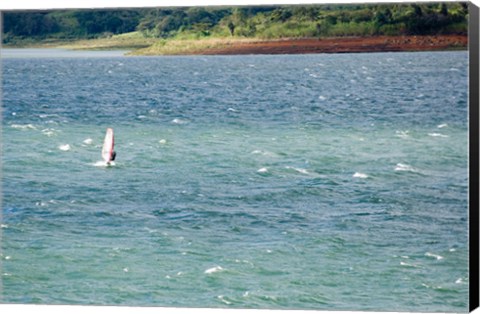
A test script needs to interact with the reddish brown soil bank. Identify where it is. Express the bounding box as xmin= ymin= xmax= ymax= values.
xmin=198 ymin=35 xmax=467 ymax=55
